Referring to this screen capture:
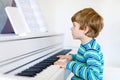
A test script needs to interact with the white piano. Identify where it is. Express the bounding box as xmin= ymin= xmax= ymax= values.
xmin=0 ymin=33 xmax=72 ymax=80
